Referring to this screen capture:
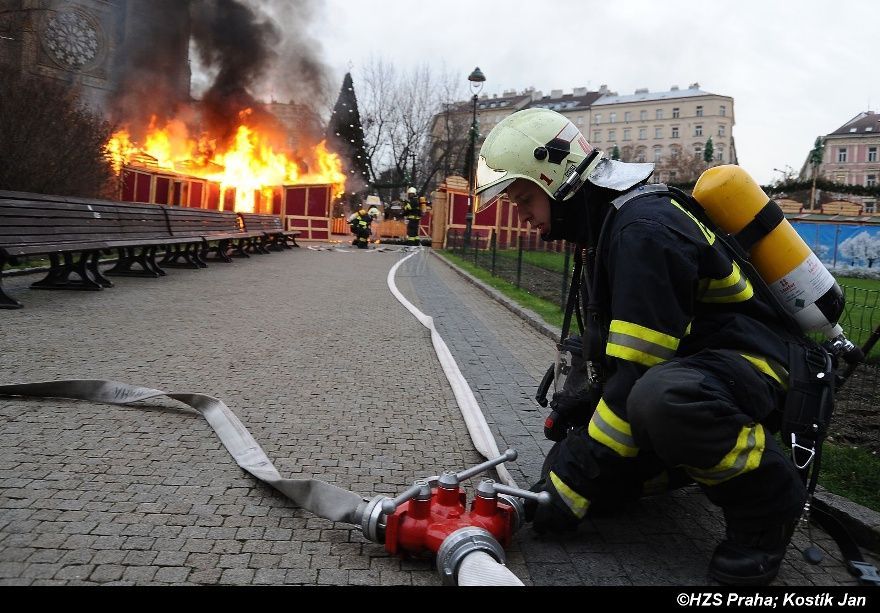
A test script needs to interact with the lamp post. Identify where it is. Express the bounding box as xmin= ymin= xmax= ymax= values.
xmin=464 ymin=66 xmax=485 ymax=247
